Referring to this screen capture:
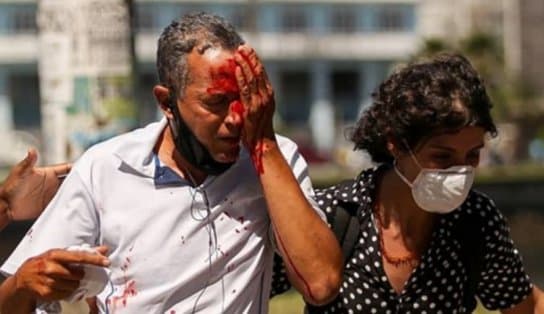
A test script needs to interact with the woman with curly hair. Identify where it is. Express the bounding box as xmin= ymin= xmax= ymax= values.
xmin=272 ymin=53 xmax=544 ymax=313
